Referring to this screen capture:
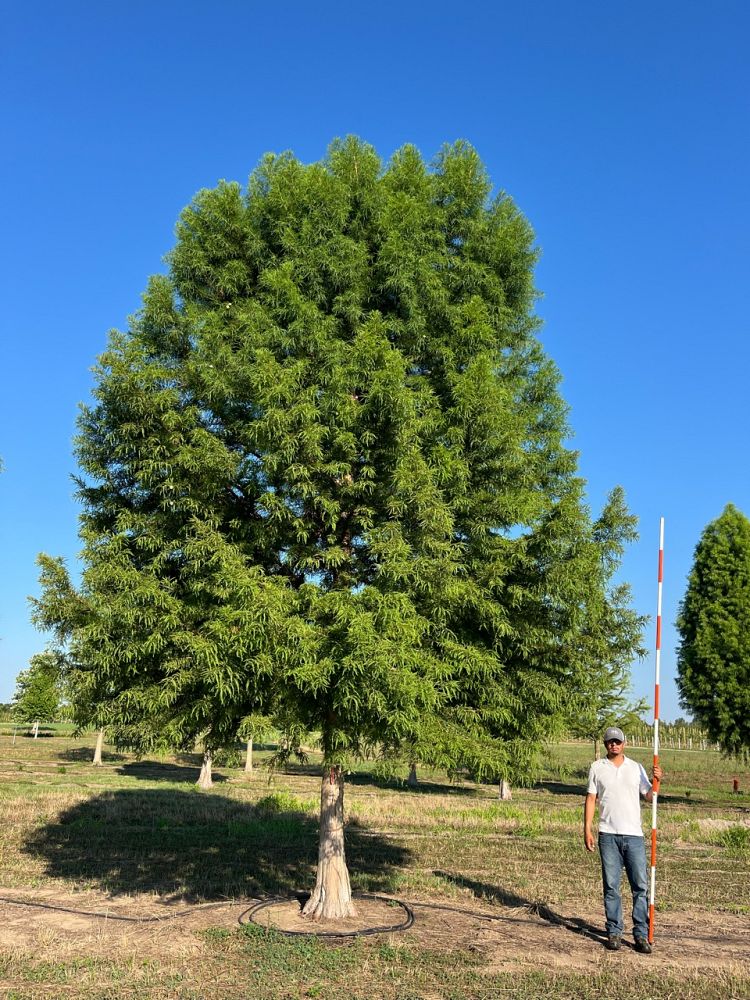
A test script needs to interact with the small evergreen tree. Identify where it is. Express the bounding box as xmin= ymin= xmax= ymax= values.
xmin=12 ymin=651 xmax=62 ymax=727
xmin=676 ymin=504 xmax=750 ymax=760
xmin=33 ymin=138 xmax=643 ymax=919
xmin=566 ymin=487 xmax=648 ymax=757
